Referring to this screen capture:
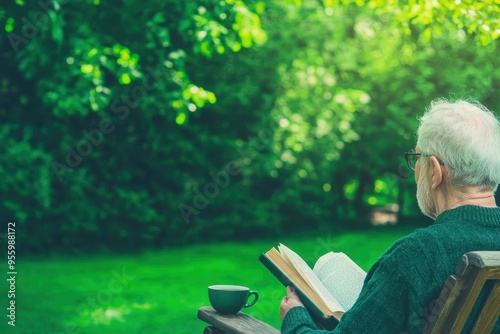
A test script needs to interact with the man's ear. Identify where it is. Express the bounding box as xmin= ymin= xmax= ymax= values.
xmin=429 ymin=156 xmax=443 ymax=189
